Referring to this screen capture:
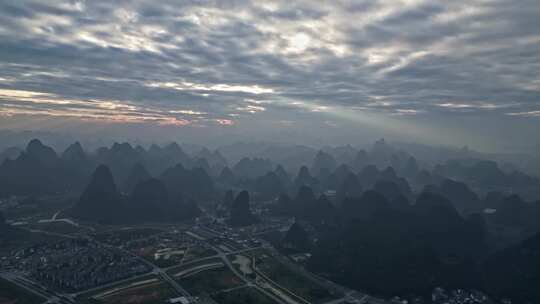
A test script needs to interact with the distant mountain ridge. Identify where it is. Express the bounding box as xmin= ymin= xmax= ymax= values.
xmin=68 ymin=164 xmax=201 ymax=224
xmin=0 ymin=138 xmax=539 ymax=302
